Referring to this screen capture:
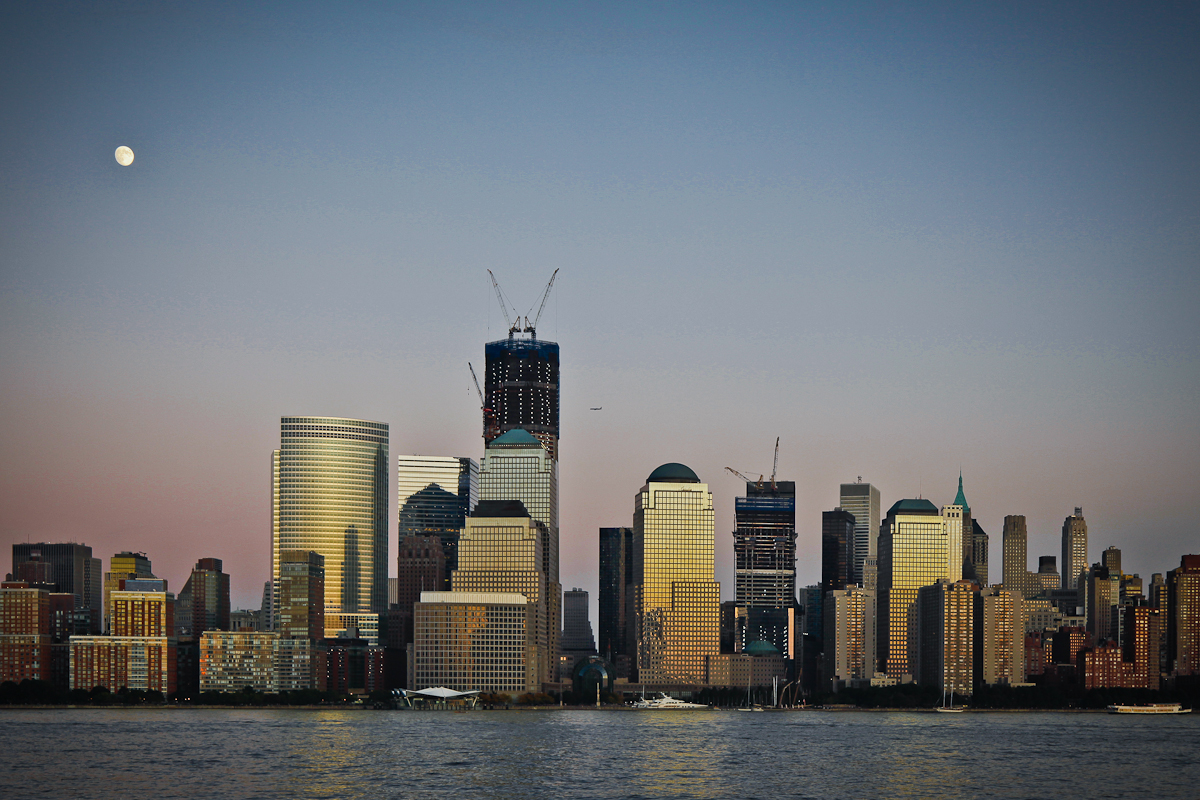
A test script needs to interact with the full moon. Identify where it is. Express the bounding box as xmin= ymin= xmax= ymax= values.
xmin=114 ymin=146 xmax=134 ymax=166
